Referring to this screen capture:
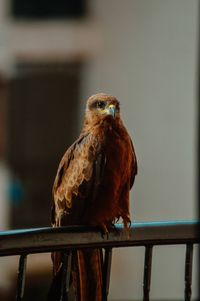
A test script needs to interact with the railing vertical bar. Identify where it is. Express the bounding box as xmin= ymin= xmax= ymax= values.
xmin=102 ymin=248 xmax=113 ymax=301
xmin=59 ymin=251 xmax=72 ymax=301
xmin=184 ymin=243 xmax=193 ymax=301
xmin=16 ymin=254 xmax=27 ymax=301
xmin=143 ymin=245 xmax=153 ymax=301
xmin=66 ymin=251 xmax=72 ymax=295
